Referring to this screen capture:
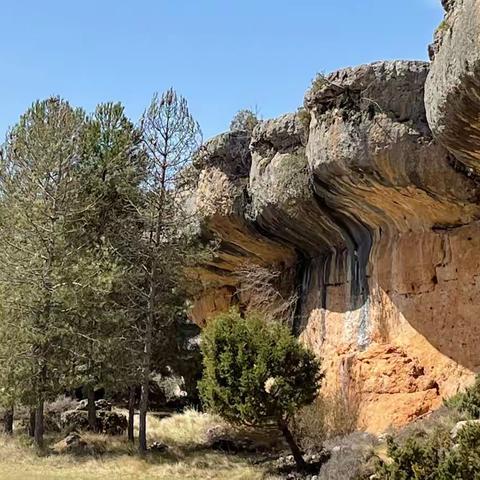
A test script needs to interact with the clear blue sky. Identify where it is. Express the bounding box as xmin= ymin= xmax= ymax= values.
xmin=0 ymin=0 xmax=443 ymax=140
